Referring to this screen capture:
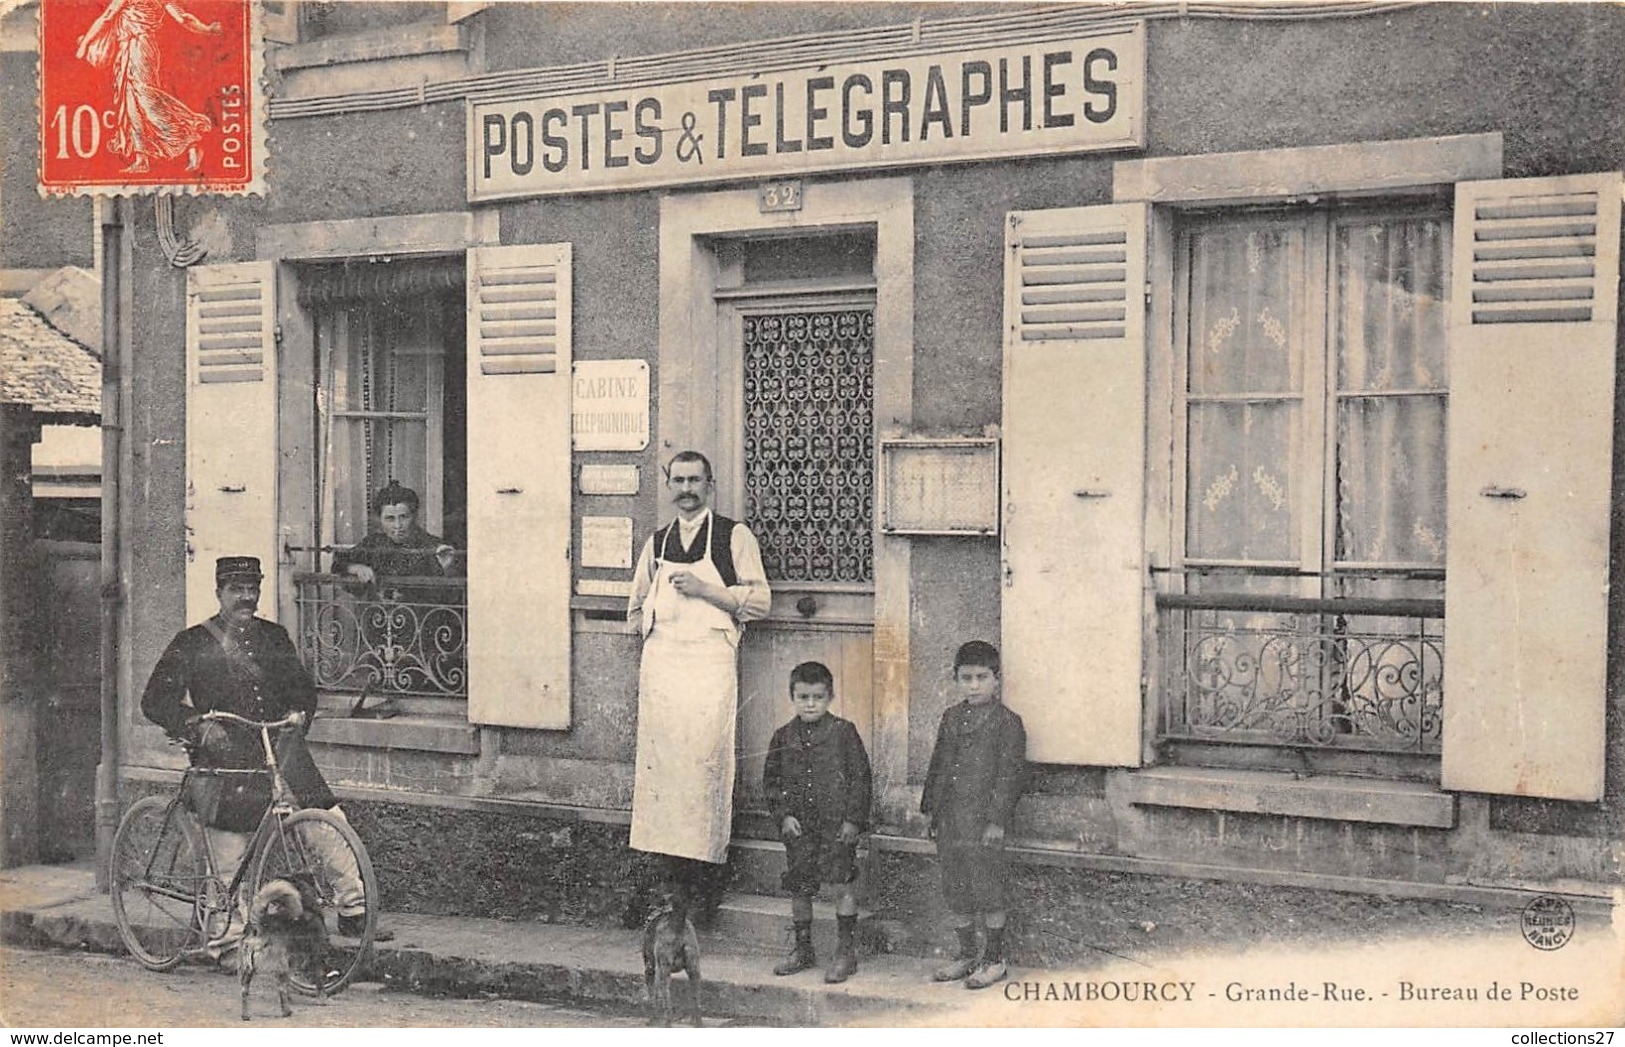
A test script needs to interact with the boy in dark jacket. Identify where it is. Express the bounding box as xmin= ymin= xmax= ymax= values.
xmin=761 ymin=661 xmax=872 ymax=984
xmin=920 ymin=640 xmax=1027 ymax=989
